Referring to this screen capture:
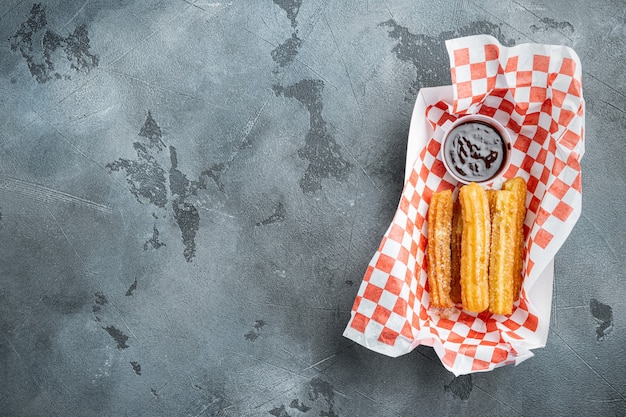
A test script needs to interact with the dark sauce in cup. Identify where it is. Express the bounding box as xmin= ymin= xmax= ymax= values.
xmin=443 ymin=121 xmax=508 ymax=183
